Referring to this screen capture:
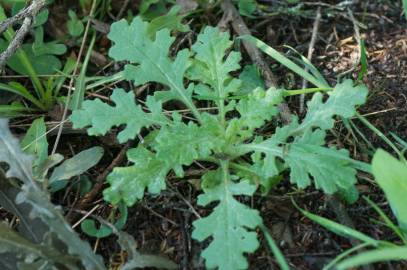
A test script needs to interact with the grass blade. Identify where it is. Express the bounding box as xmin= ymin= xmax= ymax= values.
xmin=336 ymin=246 xmax=407 ymax=270
xmin=260 ymin=224 xmax=290 ymax=270
xmin=293 ymin=199 xmax=379 ymax=246
xmin=239 ymin=35 xmax=327 ymax=89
